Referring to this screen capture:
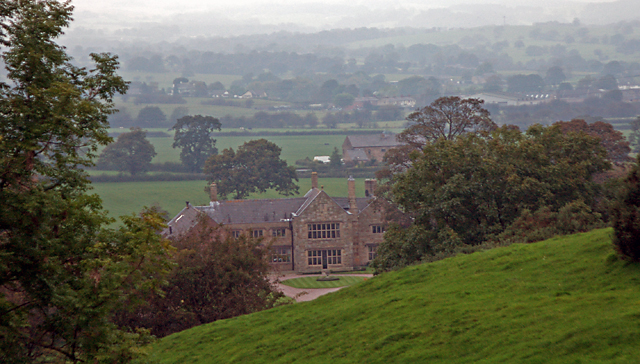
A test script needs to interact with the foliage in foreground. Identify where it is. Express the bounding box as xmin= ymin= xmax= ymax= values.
xmin=611 ymin=155 xmax=640 ymax=262
xmin=150 ymin=229 xmax=640 ymax=363
xmin=113 ymin=219 xmax=284 ymax=338
xmin=0 ymin=2 xmax=171 ymax=362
